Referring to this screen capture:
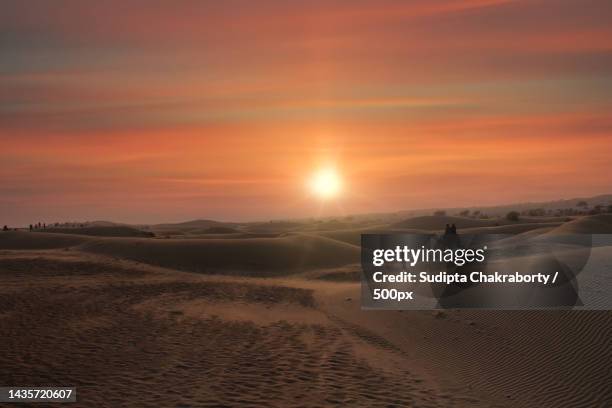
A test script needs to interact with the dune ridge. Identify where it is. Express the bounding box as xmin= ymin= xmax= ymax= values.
xmin=550 ymin=214 xmax=612 ymax=234
xmin=43 ymin=226 xmax=154 ymax=238
xmin=76 ymin=234 xmax=360 ymax=275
